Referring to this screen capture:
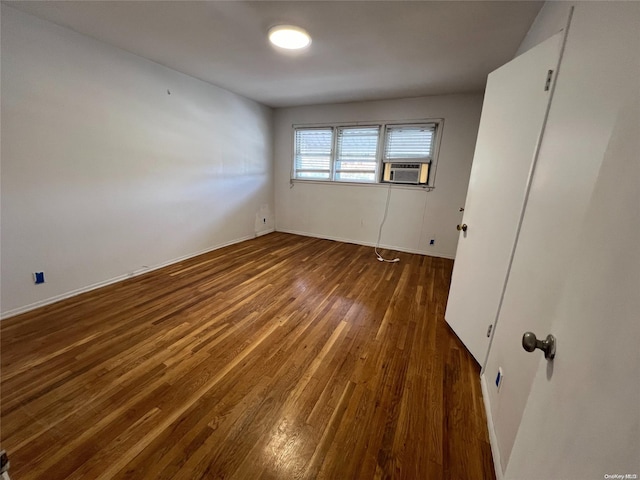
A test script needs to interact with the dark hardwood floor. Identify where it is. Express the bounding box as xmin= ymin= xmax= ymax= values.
xmin=1 ymin=233 xmax=494 ymax=479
